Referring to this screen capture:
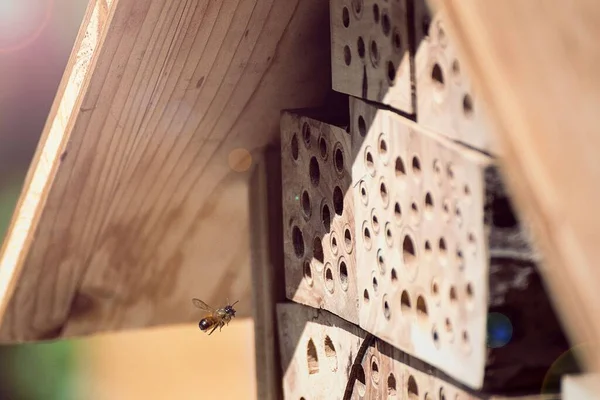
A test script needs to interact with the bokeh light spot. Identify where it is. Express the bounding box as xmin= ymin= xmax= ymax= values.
xmin=227 ymin=148 xmax=252 ymax=172
xmin=0 ymin=0 xmax=54 ymax=53
xmin=486 ymin=312 xmax=513 ymax=348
